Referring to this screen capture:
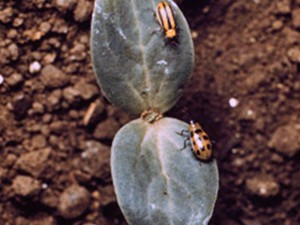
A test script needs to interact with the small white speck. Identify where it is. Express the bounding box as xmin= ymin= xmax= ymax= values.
xmin=117 ymin=28 xmax=127 ymax=40
xmin=231 ymin=148 xmax=238 ymax=154
xmin=0 ymin=74 xmax=4 ymax=85
xmin=229 ymin=98 xmax=239 ymax=108
xmin=247 ymin=110 xmax=254 ymax=116
xmin=150 ymin=204 xmax=156 ymax=209
xmin=157 ymin=60 xmax=168 ymax=65
xmin=259 ymin=187 xmax=267 ymax=194
xmin=191 ymin=31 xmax=198 ymax=39
xmin=252 ymin=0 xmax=260 ymax=4
xmin=235 ymin=133 xmax=241 ymax=138
xmin=102 ymin=12 xmax=110 ymax=20
xmin=81 ymin=152 xmax=87 ymax=158
xmin=42 ymin=183 xmax=48 ymax=189
xmin=164 ymin=67 xmax=170 ymax=75
xmin=29 ymin=61 xmax=41 ymax=74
